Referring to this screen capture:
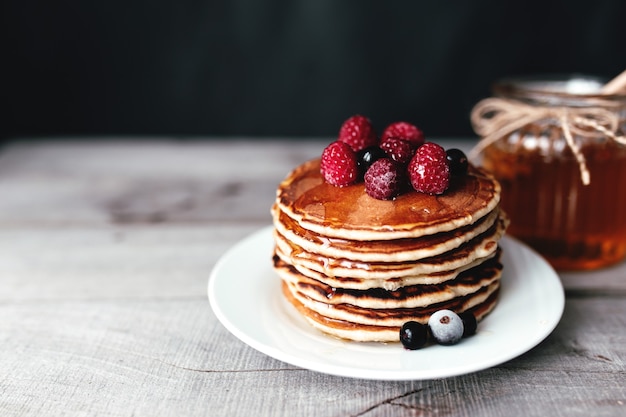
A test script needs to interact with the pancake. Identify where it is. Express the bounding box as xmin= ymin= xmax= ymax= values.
xmin=271 ymin=156 xmax=508 ymax=343
xmin=276 ymin=249 xmax=502 ymax=309
xmin=276 ymin=159 xmax=501 ymax=241
xmin=282 ymin=281 xmax=500 ymax=342
xmin=273 ymin=211 xmax=508 ymax=284
xmin=272 ymin=205 xmax=501 ymax=262
xmin=274 ymin=246 xmax=497 ymax=290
